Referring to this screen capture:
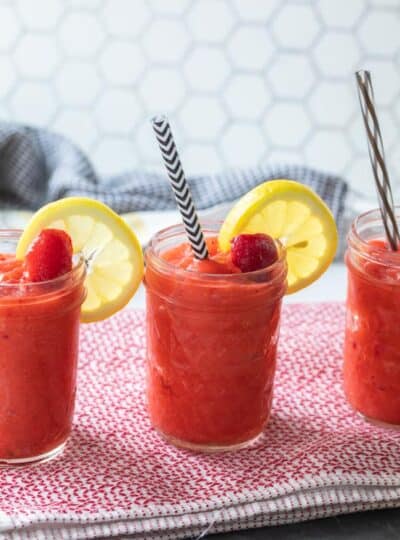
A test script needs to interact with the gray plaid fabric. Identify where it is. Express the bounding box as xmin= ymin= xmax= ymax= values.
xmin=0 ymin=123 xmax=349 ymax=254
